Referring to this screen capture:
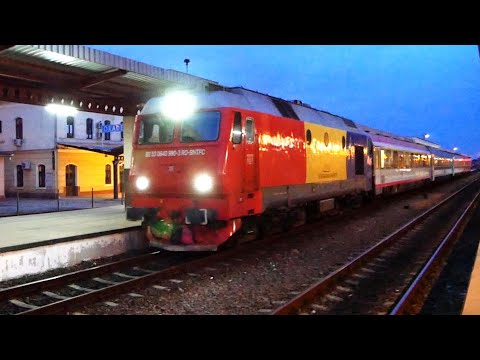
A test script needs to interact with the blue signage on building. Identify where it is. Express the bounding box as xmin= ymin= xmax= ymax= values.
xmin=102 ymin=123 xmax=123 ymax=133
